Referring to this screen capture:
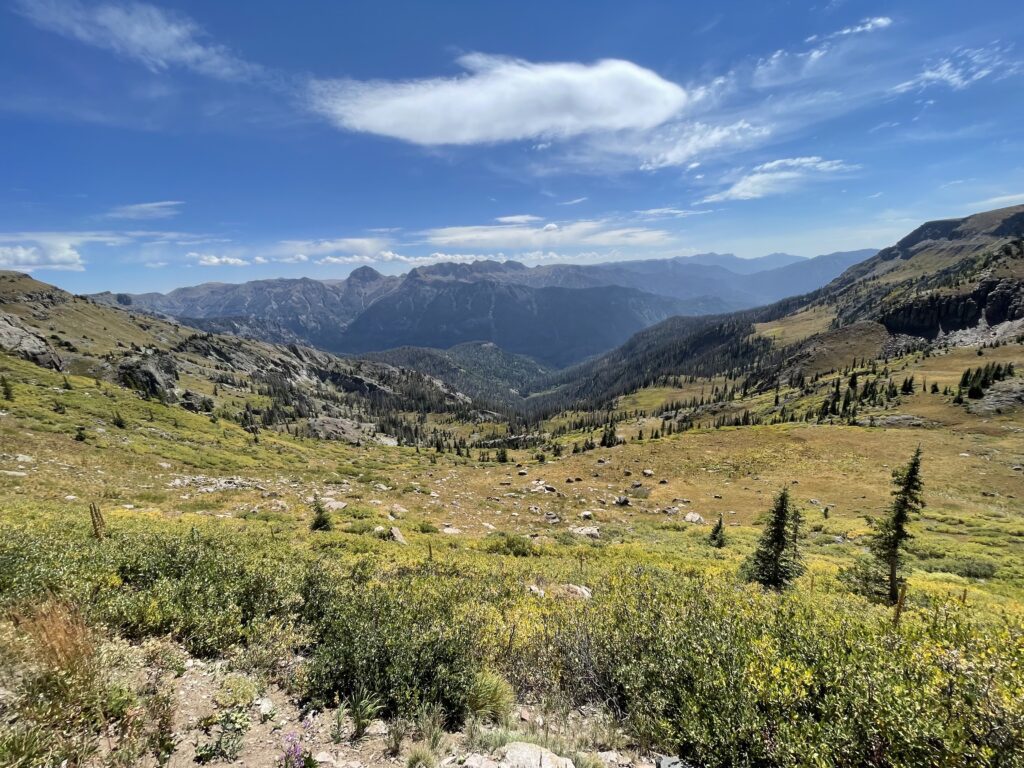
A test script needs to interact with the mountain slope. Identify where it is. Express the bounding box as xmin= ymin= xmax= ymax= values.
xmin=90 ymin=249 xmax=875 ymax=367
xmin=524 ymin=206 xmax=1023 ymax=415
xmin=333 ymin=278 xmax=692 ymax=367
xmin=0 ymin=271 xmax=476 ymax=444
